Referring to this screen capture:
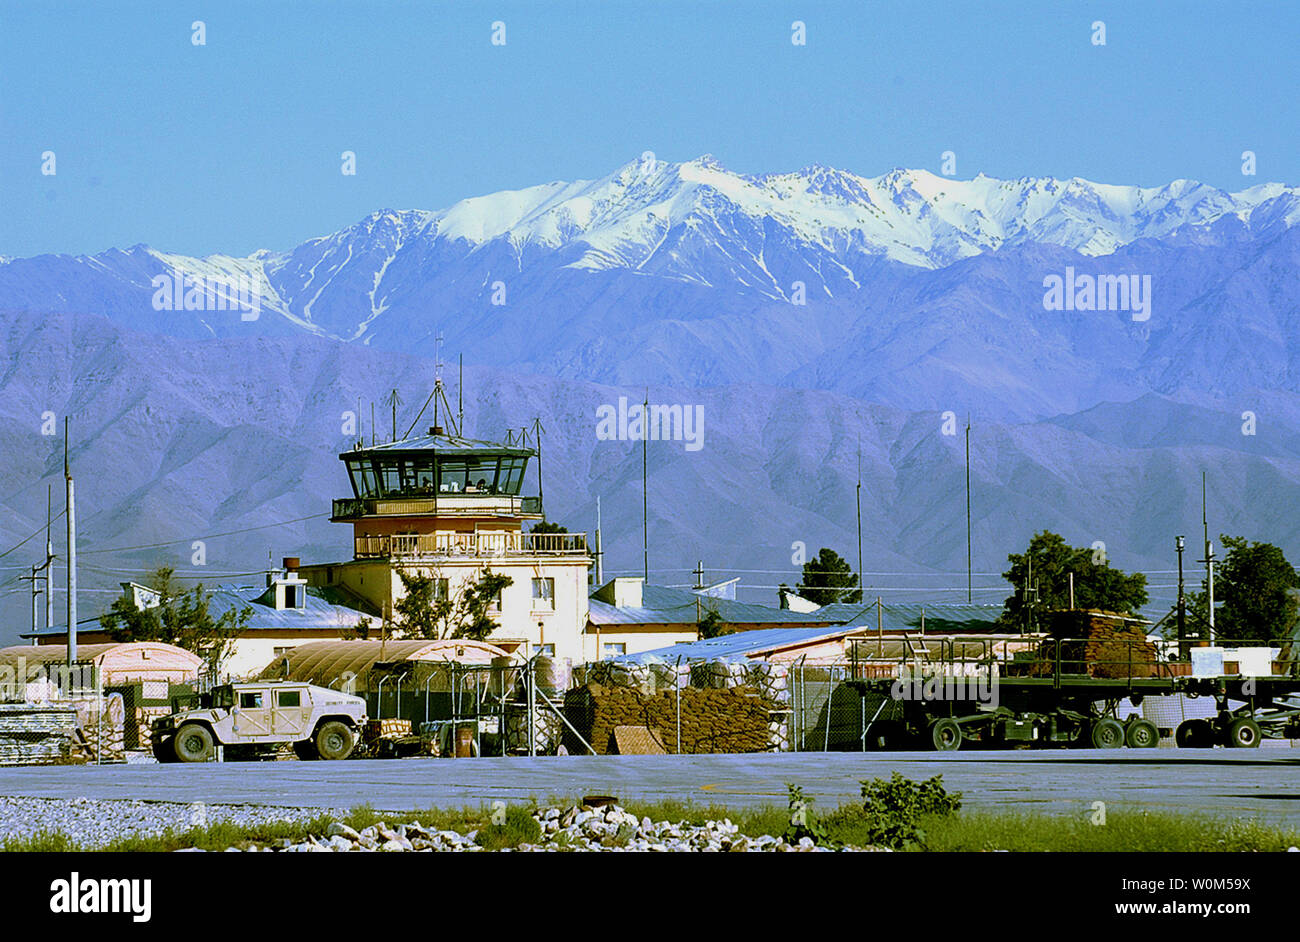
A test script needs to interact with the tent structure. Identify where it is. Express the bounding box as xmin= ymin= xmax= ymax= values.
xmin=0 ymin=642 xmax=202 ymax=692
xmin=257 ymin=638 xmax=511 ymax=689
